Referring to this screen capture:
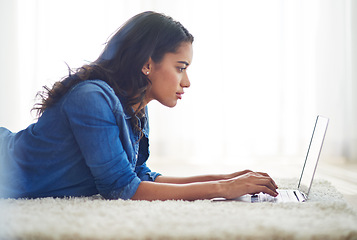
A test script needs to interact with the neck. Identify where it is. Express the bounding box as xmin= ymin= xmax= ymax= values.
xmin=132 ymin=94 xmax=152 ymax=112
xmin=132 ymin=101 xmax=148 ymax=113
